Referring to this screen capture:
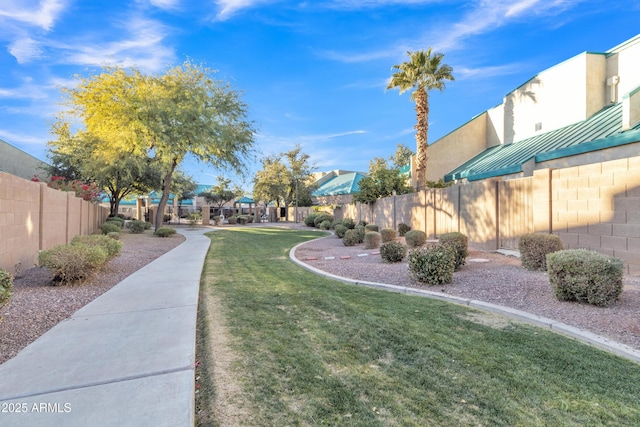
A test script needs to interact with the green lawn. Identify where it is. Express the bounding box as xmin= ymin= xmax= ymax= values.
xmin=197 ymin=227 xmax=640 ymax=426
